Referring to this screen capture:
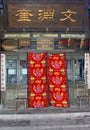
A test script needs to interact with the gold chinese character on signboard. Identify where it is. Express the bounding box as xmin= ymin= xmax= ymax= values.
xmin=38 ymin=9 xmax=55 ymax=21
xmin=16 ymin=9 xmax=33 ymax=22
xmin=60 ymin=10 xmax=77 ymax=22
